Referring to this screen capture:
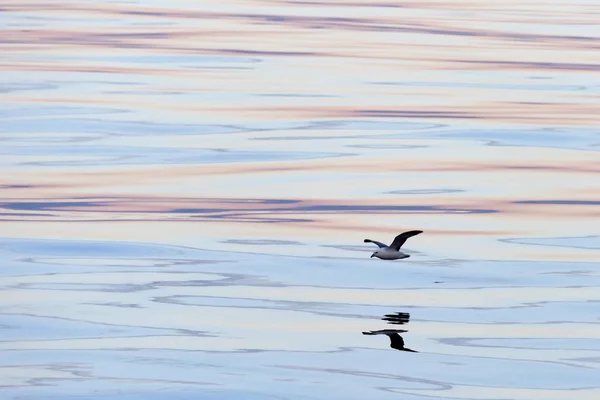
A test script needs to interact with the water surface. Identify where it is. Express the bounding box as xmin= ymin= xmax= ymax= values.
xmin=1 ymin=1 xmax=600 ymax=399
